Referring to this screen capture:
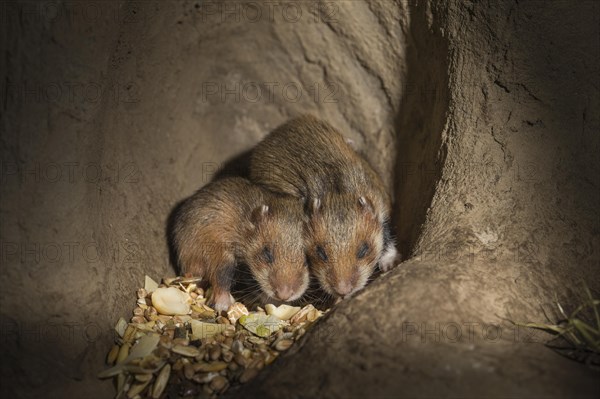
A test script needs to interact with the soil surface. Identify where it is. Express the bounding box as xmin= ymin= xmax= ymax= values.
xmin=1 ymin=1 xmax=598 ymax=398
